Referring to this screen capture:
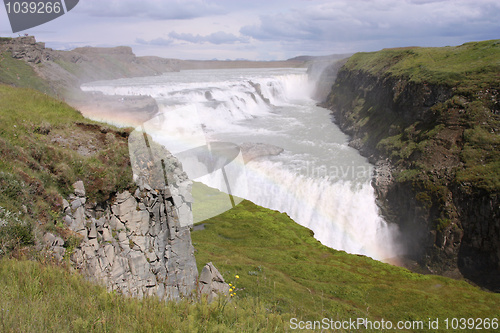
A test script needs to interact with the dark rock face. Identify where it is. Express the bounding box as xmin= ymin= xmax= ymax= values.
xmin=324 ymin=68 xmax=500 ymax=291
xmin=453 ymin=185 xmax=500 ymax=290
xmin=324 ymin=70 xmax=452 ymax=159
